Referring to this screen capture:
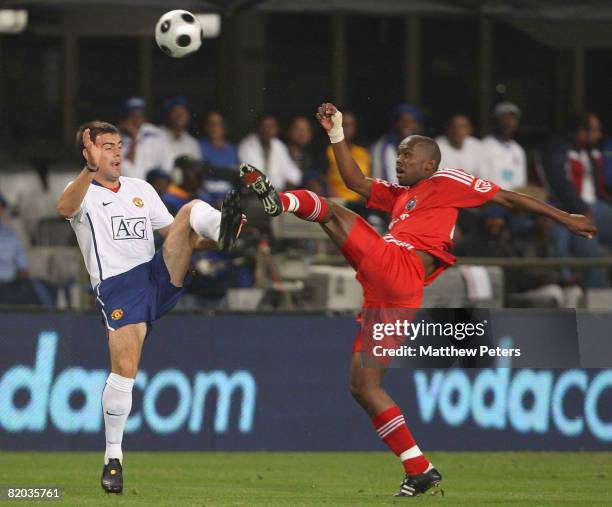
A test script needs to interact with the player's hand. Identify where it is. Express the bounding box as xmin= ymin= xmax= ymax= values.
xmin=82 ymin=128 xmax=102 ymax=170
xmin=316 ymin=103 xmax=338 ymax=132
xmin=566 ymin=213 xmax=597 ymax=239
